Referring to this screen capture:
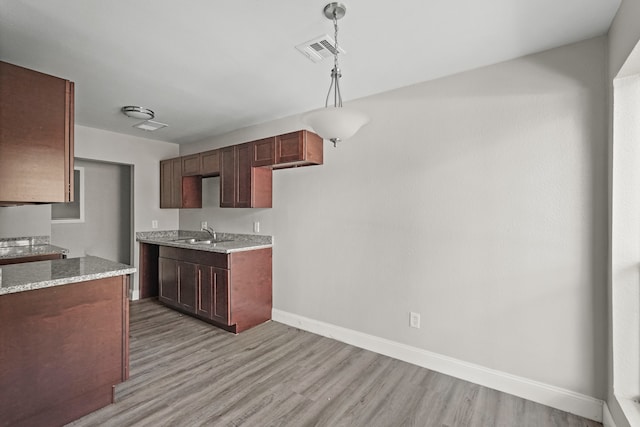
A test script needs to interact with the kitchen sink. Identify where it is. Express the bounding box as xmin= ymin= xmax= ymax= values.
xmin=171 ymin=238 xmax=232 ymax=245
